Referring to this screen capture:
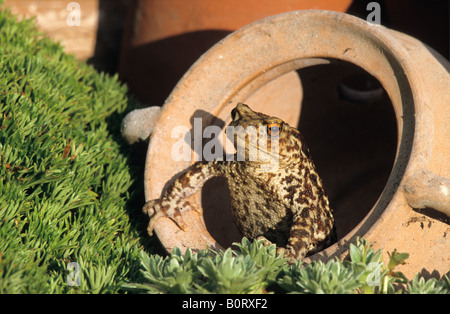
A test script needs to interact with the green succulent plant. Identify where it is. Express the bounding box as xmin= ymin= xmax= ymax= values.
xmin=124 ymin=237 xmax=449 ymax=294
